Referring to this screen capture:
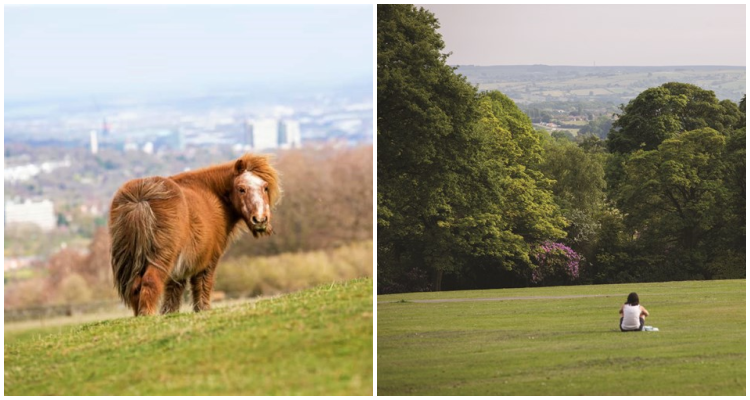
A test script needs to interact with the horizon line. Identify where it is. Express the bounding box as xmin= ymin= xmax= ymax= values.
xmin=454 ymin=64 xmax=747 ymax=68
